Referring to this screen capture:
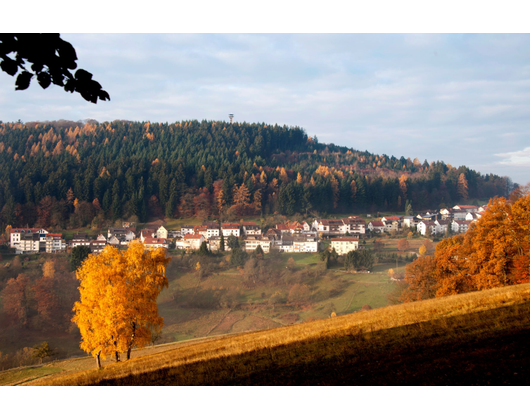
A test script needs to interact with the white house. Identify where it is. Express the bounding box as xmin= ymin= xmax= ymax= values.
xmin=244 ymin=235 xmax=271 ymax=253
xmin=45 ymin=233 xmax=66 ymax=253
xmin=453 ymin=204 xmax=479 ymax=213
xmin=417 ymin=221 xmax=436 ymax=236
xmin=156 ymin=226 xmax=168 ymax=239
xmin=435 ymin=220 xmax=450 ymax=235
xmin=342 ymin=216 xmax=366 ymax=235
xmin=184 ymin=233 xmax=205 ymax=250
xmin=367 ymin=221 xmax=385 ymax=233
xmin=140 ymin=229 xmax=156 ymax=242
xmin=222 ymin=223 xmax=240 ymax=237
xmin=330 ymin=238 xmax=359 ymax=255
xmin=242 ymin=222 xmax=261 ymax=236
xmin=70 ymin=238 xmax=92 ymax=248
xmin=144 ymin=237 xmax=170 ymax=249
xmin=312 ymin=219 xmax=344 ymax=236
xmin=10 ymin=228 xmax=48 ymax=248
xmin=181 ymin=225 xmax=195 ymax=236
xmin=15 ymin=232 xmax=41 ymax=254
xmin=203 ymin=223 xmax=220 ymax=239
xmin=293 ymin=237 xmax=318 ymax=253
xmin=90 ymin=240 xmax=107 ymax=254
xmin=402 ymin=216 xmax=418 ymax=229
xmin=451 ymin=220 xmax=473 ymax=234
